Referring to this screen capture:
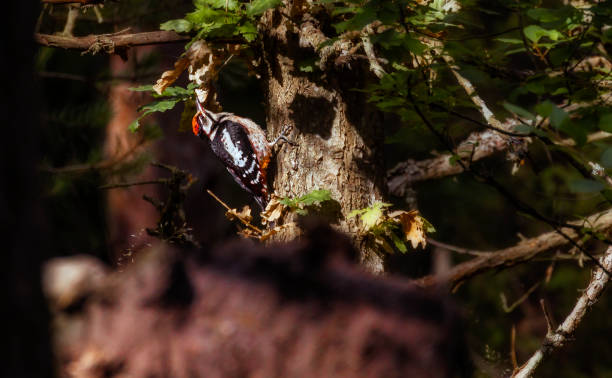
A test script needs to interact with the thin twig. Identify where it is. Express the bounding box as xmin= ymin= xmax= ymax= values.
xmin=511 ymin=325 xmax=518 ymax=372
xmin=512 ymin=246 xmax=612 ymax=377
xmin=99 ymin=179 xmax=166 ymax=189
xmin=427 ymin=239 xmax=489 ymax=257
xmin=539 ymin=298 xmax=556 ymax=335
xmin=206 ymin=189 xmax=262 ymax=234
xmin=61 ymin=4 xmax=80 ymax=37
xmin=500 ymin=282 xmax=541 ymax=313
